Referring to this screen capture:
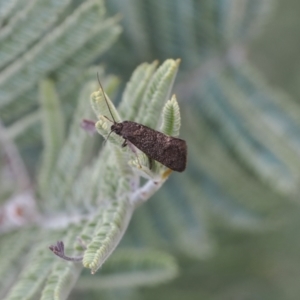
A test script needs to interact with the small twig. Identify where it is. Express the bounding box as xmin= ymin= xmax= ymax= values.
xmin=49 ymin=241 xmax=83 ymax=262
